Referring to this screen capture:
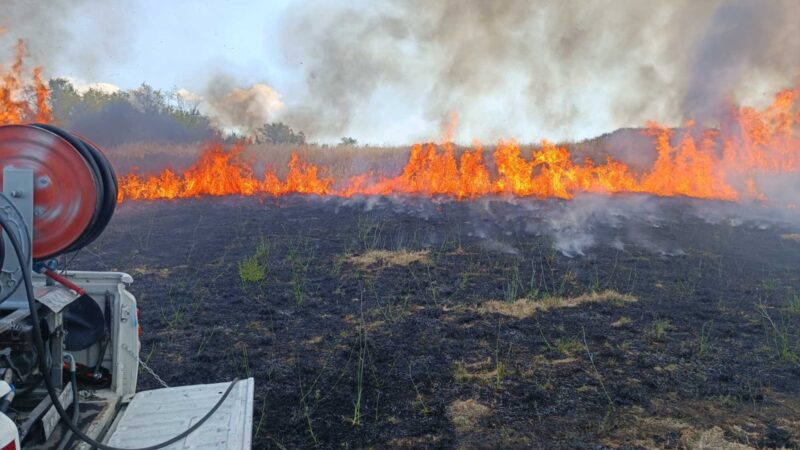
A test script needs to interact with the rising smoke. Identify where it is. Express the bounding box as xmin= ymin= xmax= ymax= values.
xmin=203 ymin=75 xmax=284 ymax=135
xmin=4 ymin=1 xmax=798 ymax=143
xmin=281 ymin=0 xmax=800 ymax=142
xmin=0 ymin=0 xmax=134 ymax=79
xmin=1 ymin=1 xmax=284 ymax=138
xmin=340 ymin=193 xmax=800 ymax=258
xmin=682 ymin=0 xmax=800 ymax=122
